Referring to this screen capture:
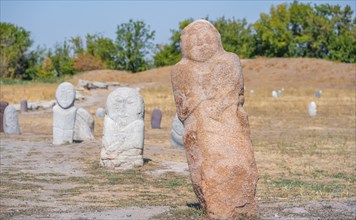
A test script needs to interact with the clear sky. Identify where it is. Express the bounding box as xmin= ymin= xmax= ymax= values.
xmin=1 ymin=0 xmax=355 ymax=49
